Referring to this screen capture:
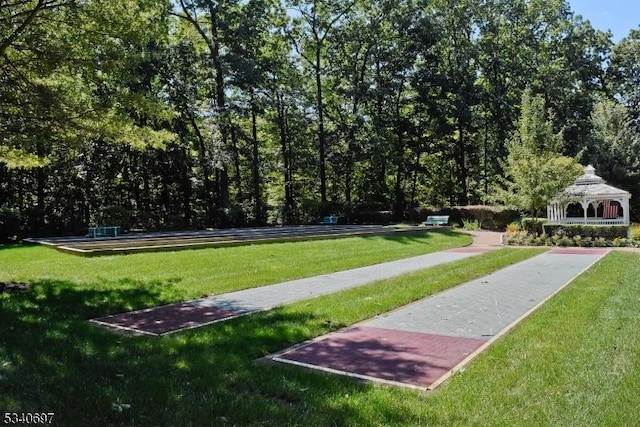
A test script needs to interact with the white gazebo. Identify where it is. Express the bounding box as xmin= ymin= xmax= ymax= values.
xmin=547 ymin=165 xmax=631 ymax=225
